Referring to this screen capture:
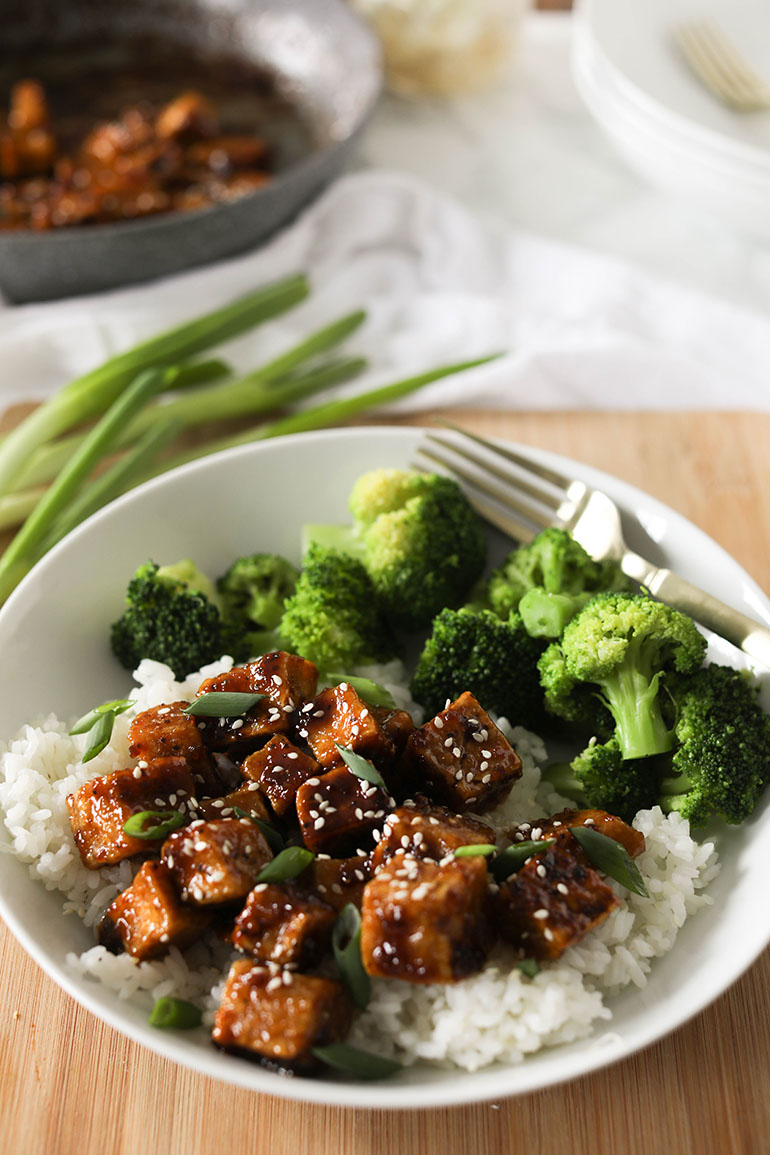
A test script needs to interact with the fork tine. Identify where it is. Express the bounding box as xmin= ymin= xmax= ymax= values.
xmin=424 ymin=431 xmax=561 ymax=511
xmin=415 ymin=442 xmax=552 ymax=541
xmin=434 ymin=420 xmax=573 ymax=492
xmin=675 ymin=20 xmax=770 ymax=108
